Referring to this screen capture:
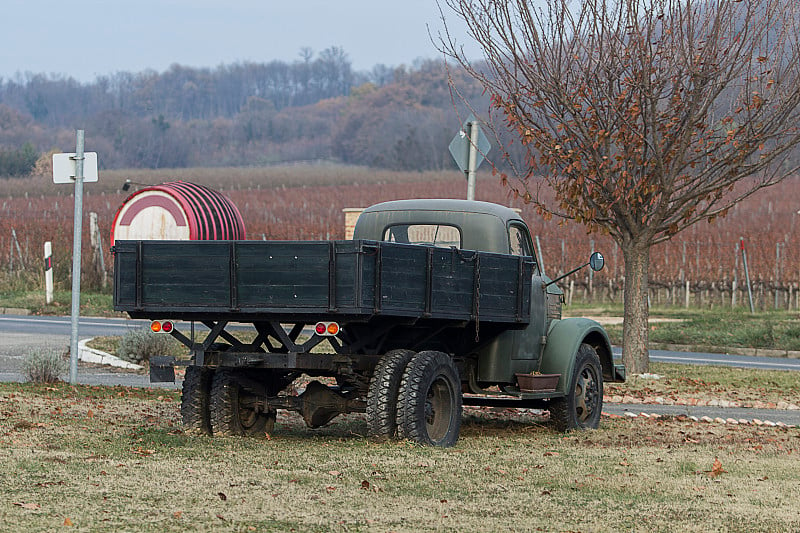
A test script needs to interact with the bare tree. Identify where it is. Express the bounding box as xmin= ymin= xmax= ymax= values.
xmin=439 ymin=0 xmax=800 ymax=372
